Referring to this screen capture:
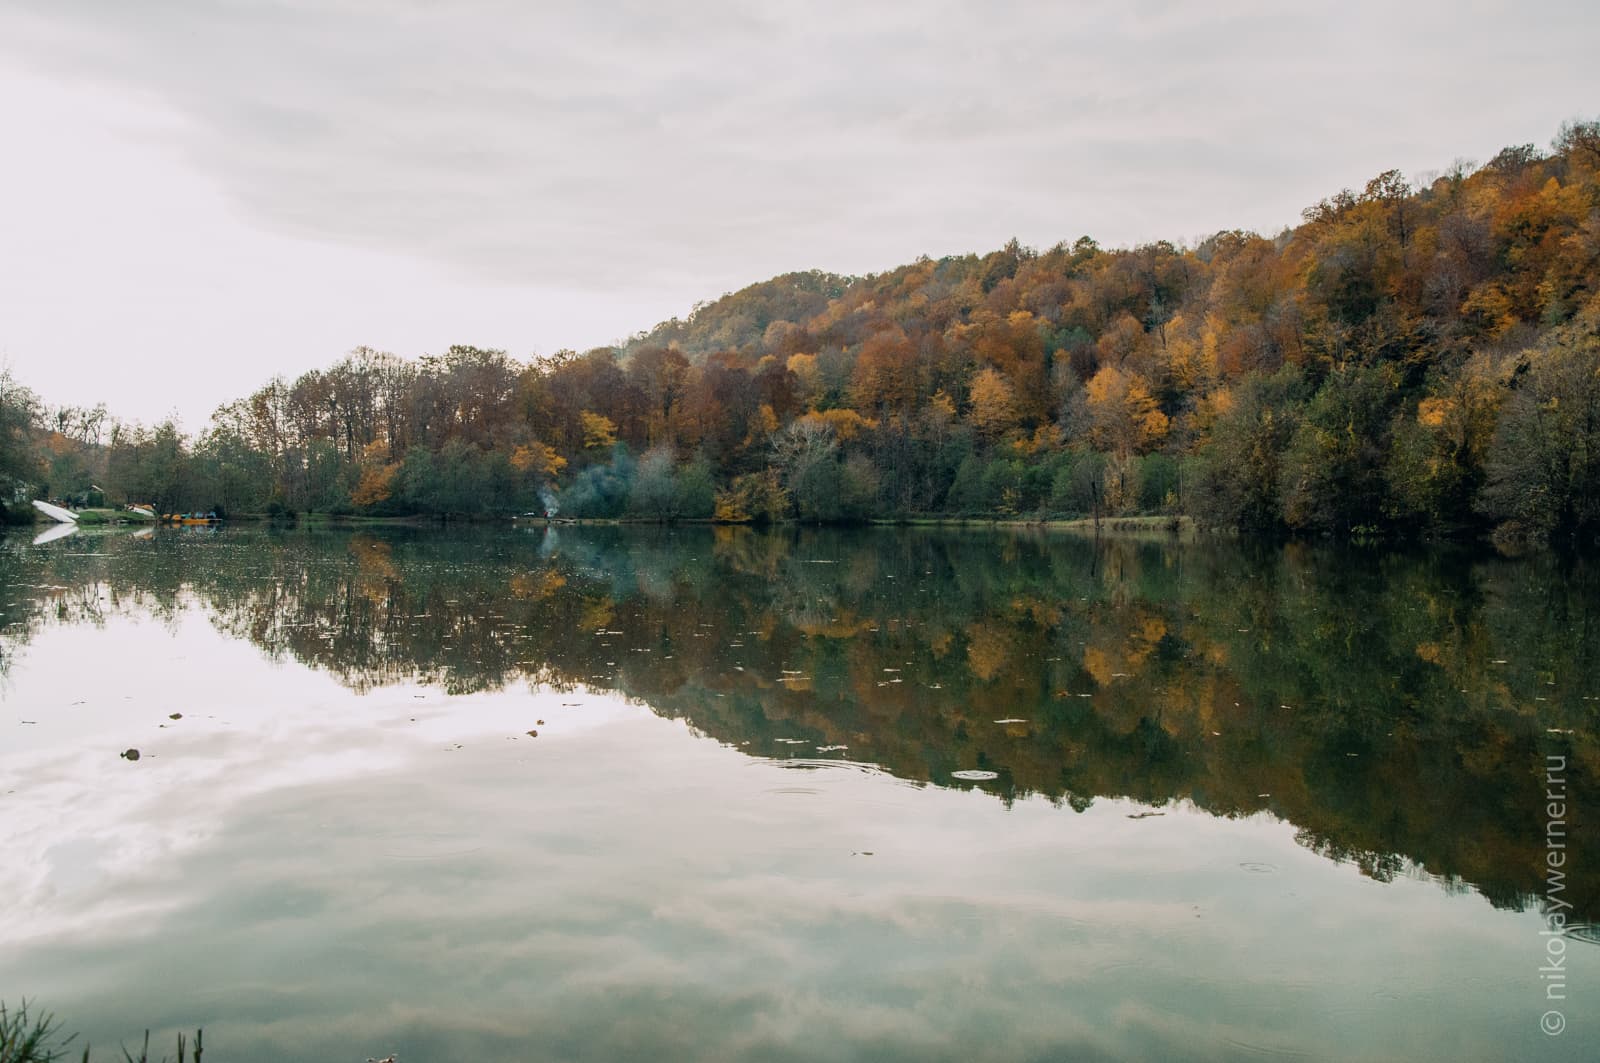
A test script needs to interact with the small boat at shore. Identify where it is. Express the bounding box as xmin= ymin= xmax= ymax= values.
xmin=162 ymin=512 xmax=221 ymax=525
xmin=32 ymin=500 xmax=79 ymax=523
